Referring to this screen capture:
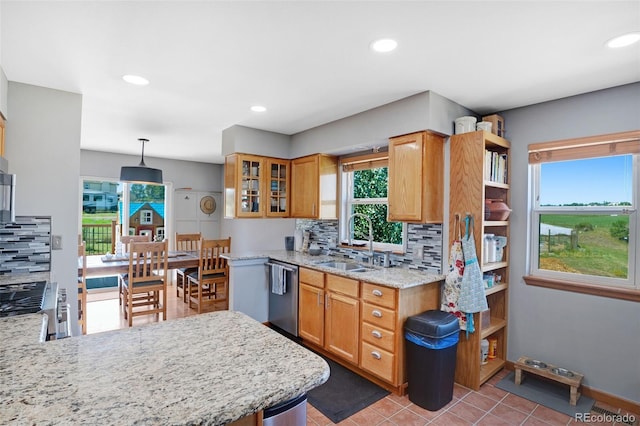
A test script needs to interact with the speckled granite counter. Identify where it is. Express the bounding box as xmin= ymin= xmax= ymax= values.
xmin=0 ymin=311 xmax=329 ymax=425
xmin=224 ymin=250 xmax=445 ymax=289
